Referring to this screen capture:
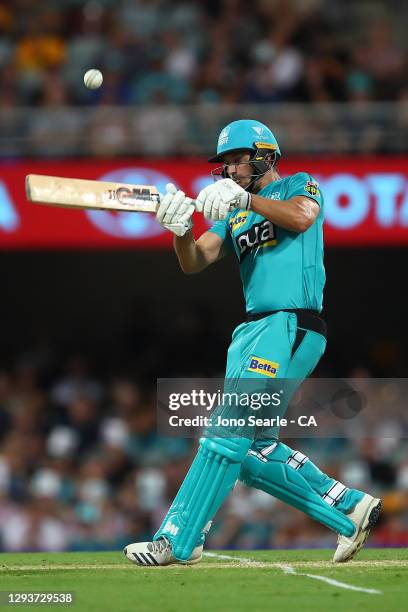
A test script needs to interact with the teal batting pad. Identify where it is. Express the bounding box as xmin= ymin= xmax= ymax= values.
xmin=254 ymin=440 xmax=363 ymax=514
xmin=154 ymin=436 xmax=252 ymax=561
xmin=336 ymin=488 xmax=365 ymax=514
xmin=240 ymin=447 xmax=355 ymax=536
